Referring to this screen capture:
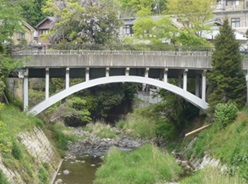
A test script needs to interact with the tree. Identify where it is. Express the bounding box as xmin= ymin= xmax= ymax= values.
xmin=0 ymin=0 xmax=24 ymax=98
xmin=166 ymin=0 xmax=216 ymax=37
xmin=207 ymin=19 xmax=246 ymax=111
xmin=19 ymin=0 xmax=48 ymax=27
xmin=43 ymin=0 xmax=122 ymax=44
xmin=117 ymin=0 xmax=167 ymax=17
